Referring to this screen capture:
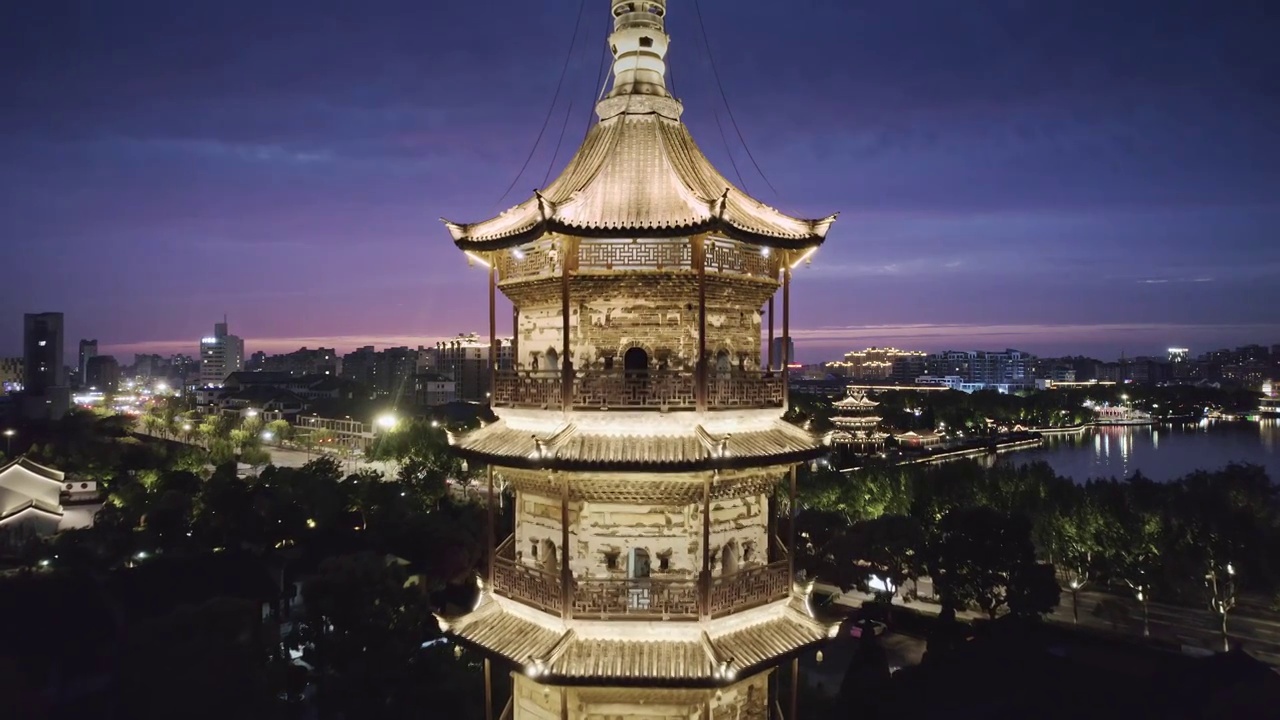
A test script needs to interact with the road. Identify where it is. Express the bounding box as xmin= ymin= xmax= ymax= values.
xmin=821 ymin=579 xmax=1280 ymax=665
